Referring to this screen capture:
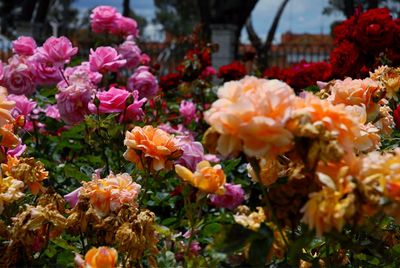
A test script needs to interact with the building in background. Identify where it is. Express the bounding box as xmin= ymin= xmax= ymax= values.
xmin=240 ymin=31 xmax=333 ymax=68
